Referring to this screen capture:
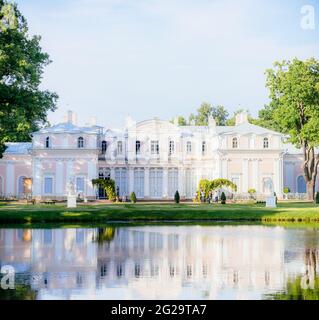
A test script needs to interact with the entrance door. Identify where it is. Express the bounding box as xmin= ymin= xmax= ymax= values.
xmin=134 ymin=168 xmax=144 ymax=198
xmin=150 ymin=168 xmax=163 ymax=198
